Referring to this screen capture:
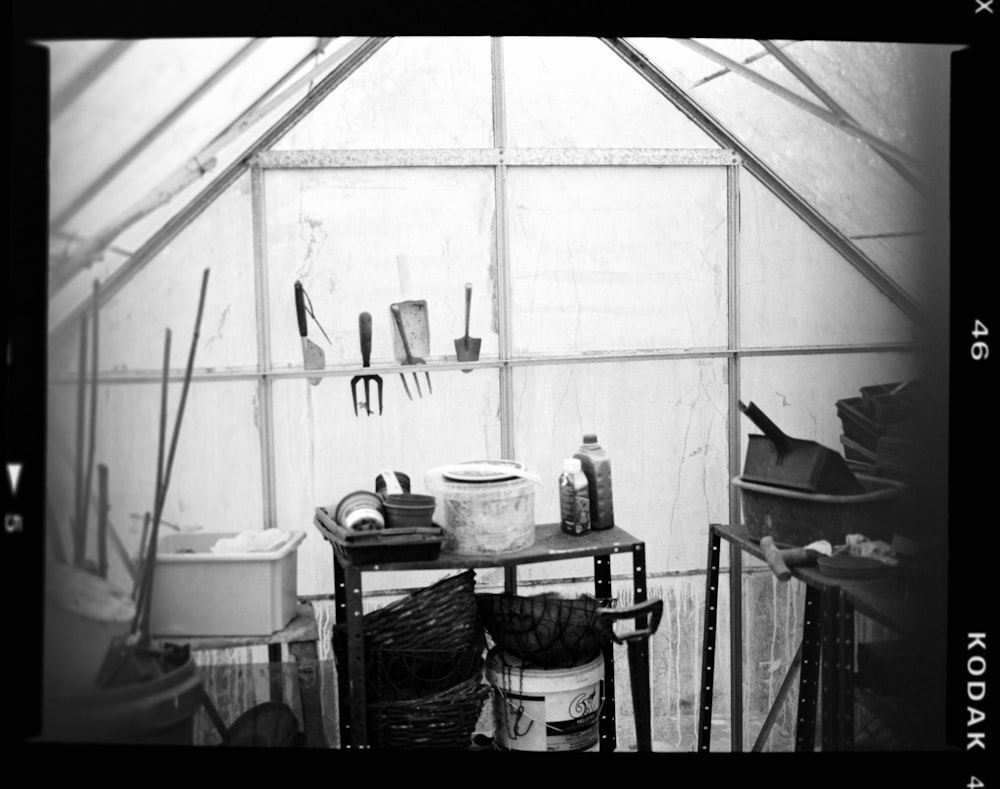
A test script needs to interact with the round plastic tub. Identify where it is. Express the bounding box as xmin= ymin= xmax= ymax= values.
xmin=731 ymin=474 xmax=906 ymax=546
xmin=425 ymin=471 xmax=538 ymax=554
